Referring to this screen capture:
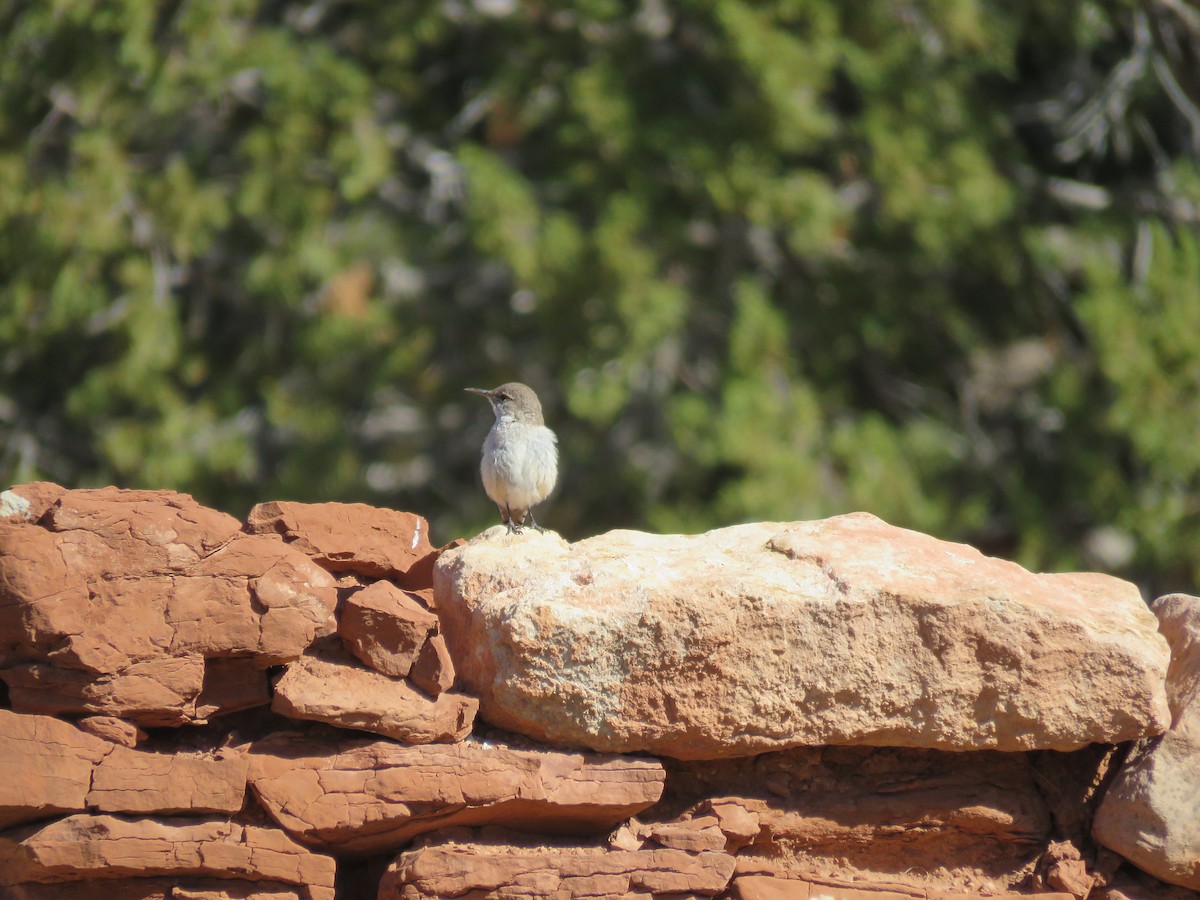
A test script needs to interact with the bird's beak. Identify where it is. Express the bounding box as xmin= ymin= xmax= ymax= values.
xmin=464 ymin=388 xmax=491 ymax=398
